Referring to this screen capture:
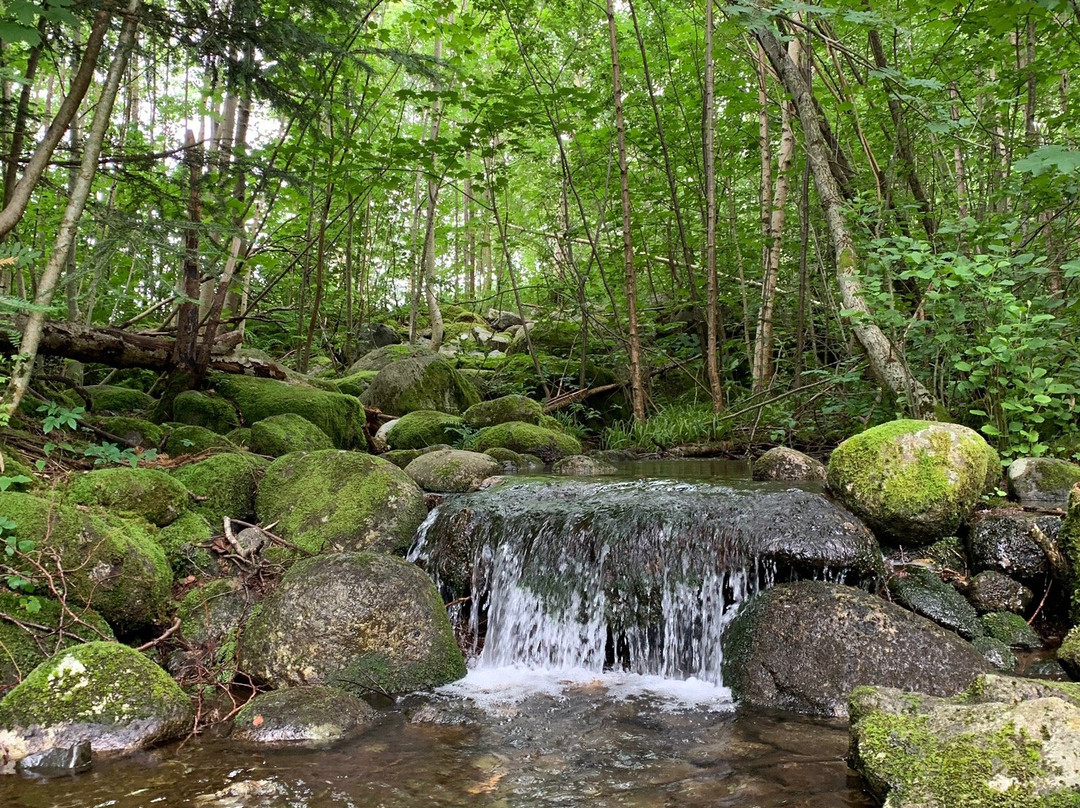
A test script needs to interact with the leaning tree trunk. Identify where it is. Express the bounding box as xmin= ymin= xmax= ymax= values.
xmin=755 ymin=25 xmax=936 ymax=419
xmin=0 ymin=0 xmax=142 ymax=423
